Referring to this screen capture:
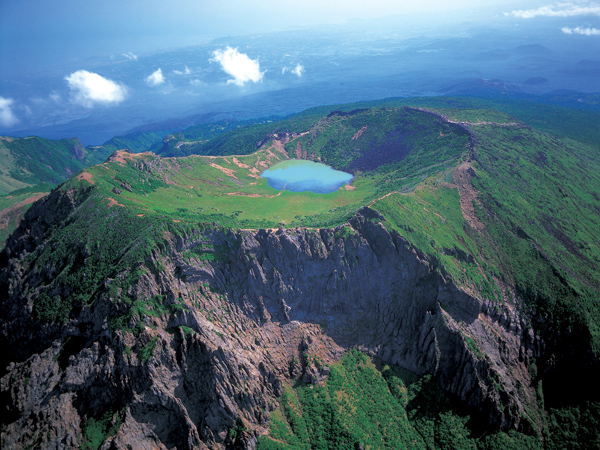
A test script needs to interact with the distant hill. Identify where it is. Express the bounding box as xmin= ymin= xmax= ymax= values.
xmin=0 ymin=135 xmax=114 ymax=249
xmin=0 ymin=135 xmax=111 ymax=194
xmin=511 ymin=44 xmax=553 ymax=55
